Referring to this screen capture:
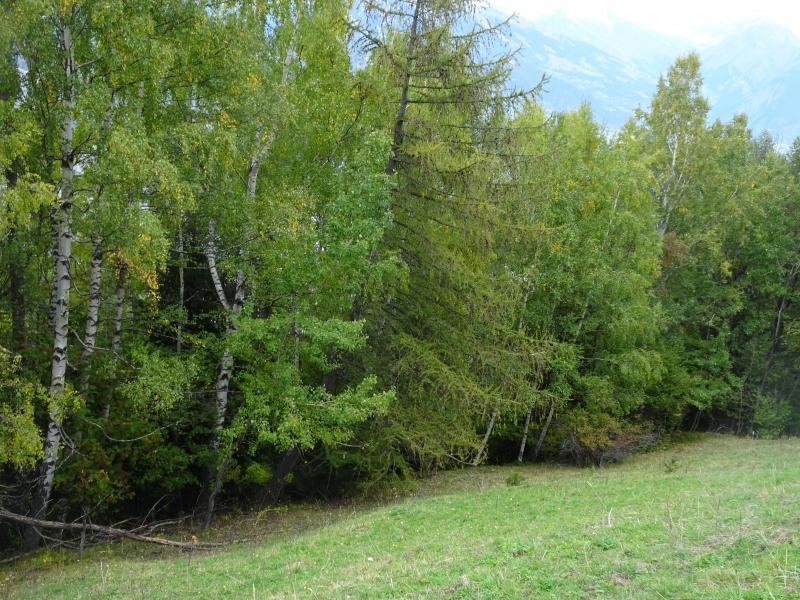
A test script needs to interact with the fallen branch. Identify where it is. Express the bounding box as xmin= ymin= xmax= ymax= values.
xmin=0 ymin=548 xmax=40 ymax=564
xmin=0 ymin=508 xmax=222 ymax=549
